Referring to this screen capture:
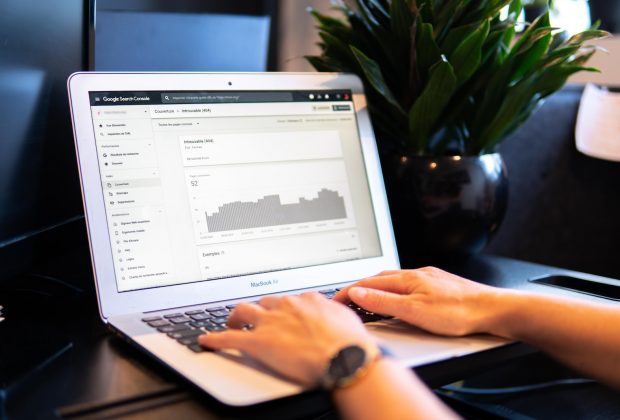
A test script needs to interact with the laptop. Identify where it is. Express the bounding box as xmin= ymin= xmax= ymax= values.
xmin=68 ymin=72 xmax=508 ymax=406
